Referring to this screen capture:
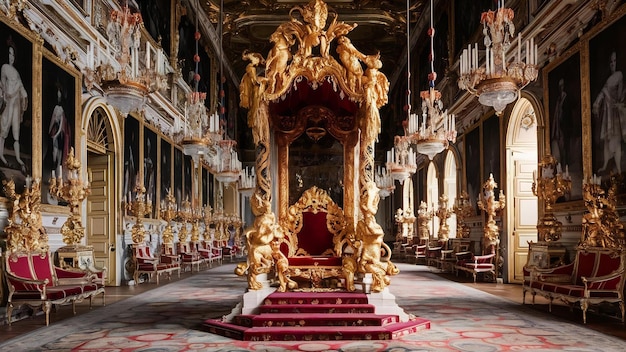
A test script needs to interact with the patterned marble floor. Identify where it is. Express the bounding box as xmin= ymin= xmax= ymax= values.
xmin=1 ymin=262 xmax=625 ymax=351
